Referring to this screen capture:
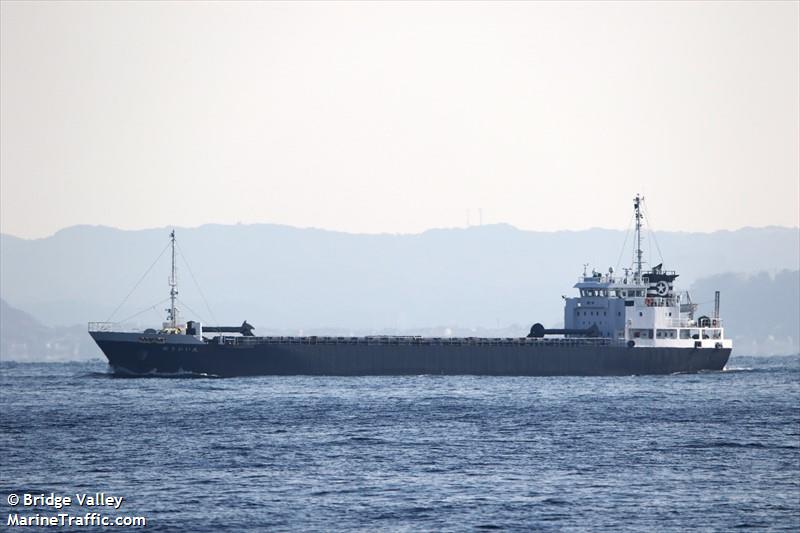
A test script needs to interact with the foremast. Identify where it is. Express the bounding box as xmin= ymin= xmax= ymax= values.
xmin=166 ymin=229 xmax=179 ymax=329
